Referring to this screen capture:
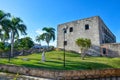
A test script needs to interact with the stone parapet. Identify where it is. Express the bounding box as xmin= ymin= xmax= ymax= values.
xmin=0 ymin=64 xmax=120 ymax=79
